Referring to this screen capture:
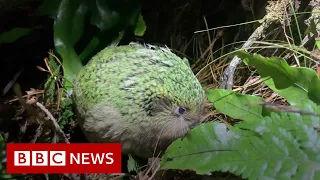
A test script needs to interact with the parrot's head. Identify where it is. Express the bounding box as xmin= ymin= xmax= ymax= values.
xmin=147 ymin=93 xmax=206 ymax=141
